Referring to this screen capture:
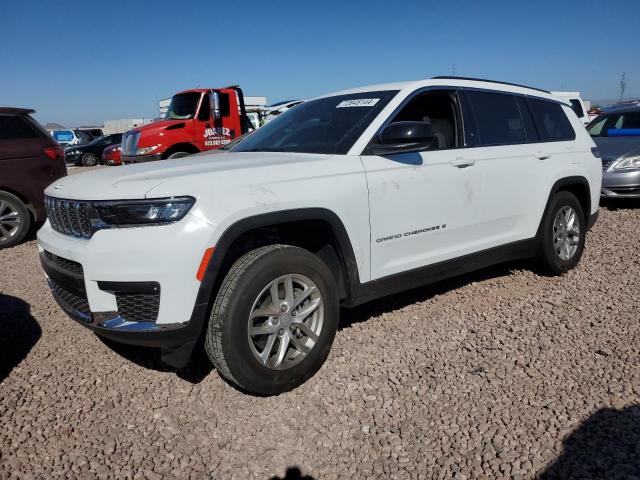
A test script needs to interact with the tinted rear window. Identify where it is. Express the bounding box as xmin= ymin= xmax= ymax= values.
xmin=0 ymin=114 xmax=41 ymax=140
xmin=528 ymin=98 xmax=575 ymax=141
xmin=467 ymin=91 xmax=525 ymax=146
